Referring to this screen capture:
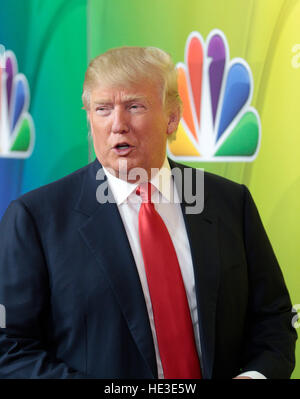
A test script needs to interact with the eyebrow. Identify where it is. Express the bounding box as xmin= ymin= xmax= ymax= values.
xmin=93 ymin=94 xmax=148 ymax=105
